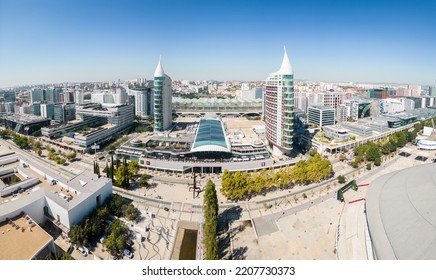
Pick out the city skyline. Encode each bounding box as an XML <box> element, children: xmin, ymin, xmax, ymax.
<box><xmin>1</xmin><ymin>0</ymin><xmax>435</xmax><ymax>88</ymax></box>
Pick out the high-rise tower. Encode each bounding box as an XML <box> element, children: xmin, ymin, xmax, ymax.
<box><xmin>153</xmin><ymin>57</ymin><xmax>173</xmax><ymax>132</ymax></box>
<box><xmin>265</xmin><ymin>47</ymin><xmax>294</xmax><ymax>156</ymax></box>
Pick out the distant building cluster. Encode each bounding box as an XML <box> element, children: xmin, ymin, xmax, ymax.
<box><xmin>0</xmin><ymin>48</ymin><xmax>435</xmax><ymax>159</ymax></box>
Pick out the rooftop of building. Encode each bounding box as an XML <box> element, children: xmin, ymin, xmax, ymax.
<box><xmin>192</xmin><ymin>116</ymin><xmax>230</xmax><ymax>152</ymax></box>
<box><xmin>341</xmin><ymin>122</ymin><xmax>372</xmax><ymax>130</ymax></box>
<box><xmin>357</xmin><ymin>119</ymin><xmax>388</xmax><ymax>127</ymax></box>
<box><xmin>269</xmin><ymin>47</ymin><xmax>293</xmax><ymax>76</ymax></box>
<box><xmin>366</xmin><ymin>163</ymin><xmax>436</xmax><ymax>259</ymax></box>
<box><xmin>0</xmin><ymin>151</ymin><xmax>110</xmax><ymax>210</ymax></box>
<box><xmin>308</xmin><ymin>106</ymin><xmax>335</xmax><ymax>110</ymax></box>
<box><xmin>154</xmin><ymin>57</ymin><xmax>165</xmax><ymax>77</ymax></box>
<box><xmin>323</xmin><ymin>125</ymin><xmax>349</xmax><ymax>133</ymax></box>
<box><xmin>75</xmin><ymin>123</ymin><xmax>116</xmax><ymax>137</ymax></box>
<box><xmin>0</xmin><ymin>213</ymin><xmax>52</xmax><ymax>260</ymax></box>
<box><xmin>0</xmin><ymin>114</ymin><xmax>49</xmax><ymax>124</ymax></box>
<box><xmin>41</xmin><ymin>119</ymin><xmax>84</xmax><ymax>130</ymax></box>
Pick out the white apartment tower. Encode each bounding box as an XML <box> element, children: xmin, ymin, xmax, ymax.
<box><xmin>128</xmin><ymin>87</ymin><xmax>154</xmax><ymax>118</ymax></box>
<box><xmin>265</xmin><ymin>47</ymin><xmax>294</xmax><ymax>156</ymax></box>
<box><xmin>75</xmin><ymin>90</ymin><xmax>84</xmax><ymax>105</ymax></box>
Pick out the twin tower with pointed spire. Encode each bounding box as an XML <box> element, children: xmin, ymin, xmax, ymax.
<box><xmin>265</xmin><ymin>47</ymin><xmax>295</xmax><ymax>156</ymax></box>
<box><xmin>151</xmin><ymin>48</ymin><xmax>293</xmax><ymax>145</ymax></box>
<box><xmin>153</xmin><ymin>57</ymin><xmax>173</xmax><ymax>132</ymax></box>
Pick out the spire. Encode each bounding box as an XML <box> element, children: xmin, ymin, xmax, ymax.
<box><xmin>278</xmin><ymin>46</ymin><xmax>293</xmax><ymax>74</ymax></box>
<box><xmin>154</xmin><ymin>55</ymin><xmax>165</xmax><ymax>77</ymax></box>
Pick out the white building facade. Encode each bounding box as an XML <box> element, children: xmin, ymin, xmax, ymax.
<box><xmin>265</xmin><ymin>48</ymin><xmax>294</xmax><ymax>156</ymax></box>
<box><xmin>128</xmin><ymin>87</ymin><xmax>154</xmax><ymax>118</ymax></box>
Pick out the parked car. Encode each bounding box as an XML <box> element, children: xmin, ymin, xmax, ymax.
<box><xmin>123</xmin><ymin>248</ymin><xmax>133</xmax><ymax>259</ymax></box>
<box><xmin>85</xmin><ymin>245</ymin><xmax>93</xmax><ymax>254</ymax></box>
<box><xmin>78</xmin><ymin>247</ymin><xmax>88</xmax><ymax>257</ymax></box>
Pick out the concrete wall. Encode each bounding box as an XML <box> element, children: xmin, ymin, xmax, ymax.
<box><xmin>44</xmin><ymin>195</ymin><xmax>70</xmax><ymax>228</ymax></box>
<box><xmin>0</xmin><ymin>192</ymin><xmax>46</xmax><ymax>225</ymax></box>
<box><xmin>0</xmin><ymin>167</ymin><xmax>15</xmax><ymax>176</ymax></box>
<box><xmin>0</xmin><ymin>156</ymin><xmax>18</xmax><ymax>166</ymax></box>
<box><xmin>68</xmin><ymin>181</ymin><xmax>112</xmax><ymax>227</ymax></box>
<box><xmin>1</xmin><ymin>177</ymin><xmax>39</xmax><ymax>197</ymax></box>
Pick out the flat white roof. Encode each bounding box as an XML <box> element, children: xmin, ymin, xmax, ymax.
<box><xmin>366</xmin><ymin>163</ymin><xmax>436</xmax><ymax>259</ymax></box>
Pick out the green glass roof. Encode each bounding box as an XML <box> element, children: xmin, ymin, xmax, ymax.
<box><xmin>193</xmin><ymin>119</ymin><xmax>228</xmax><ymax>149</ymax></box>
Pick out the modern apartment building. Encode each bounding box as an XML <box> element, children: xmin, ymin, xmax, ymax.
<box><xmin>91</xmin><ymin>88</ymin><xmax>127</xmax><ymax>105</ymax></box>
<box><xmin>264</xmin><ymin>48</ymin><xmax>294</xmax><ymax>156</ymax></box>
<box><xmin>45</xmin><ymin>87</ymin><xmax>62</xmax><ymax>103</ymax></box>
<box><xmin>54</xmin><ymin>103</ymin><xmax>76</xmax><ymax>123</ymax></box>
<box><xmin>30</xmin><ymin>89</ymin><xmax>45</xmax><ymax>103</ymax></box>
<box><xmin>74</xmin><ymin>104</ymin><xmax>134</xmax><ymax>149</ymax></box>
<box><xmin>2</xmin><ymin>91</ymin><xmax>16</xmax><ymax>103</ymax></box>
<box><xmin>307</xmin><ymin>106</ymin><xmax>335</xmax><ymax>127</ymax></box>
<box><xmin>128</xmin><ymin>87</ymin><xmax>154</xmax><ymax>119</ymax></box>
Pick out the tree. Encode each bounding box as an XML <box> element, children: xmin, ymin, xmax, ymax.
<box><xmin>393</xmin><ymin>132</ymin><xmax>407</xmax><ymax>148</ymax></box>
<box><xmin>139</xmin><ymin>174</ymin><xmax>150</xmax><ymax>188</ymax></box>
<box><xmin>94</xmin><ymin>161</ymin><xmax>100</xmax><ymax>176</ymax></box>
<box><xmin>104</xmin><ymin>162</ymin><xmax>110</xmax><ymax>178</ymax></box>
<box><xmin>388</xmin><ymin>139</ymin><xmax>397</xmax><ymax>153</ymax></box>
<box><xmin>45</xmin><ymin>252</ymin><xmax>75</xmax><ymax>260</ymax></box>
<box><xmin>0</xmin><ymin>129</ymin><xmax>9</xmax><ymax>138</ymax></box>
<box><xmin>123</xmin><ymin>158</ymin><xmax>129</xmax><ymax>188</ymax></box>
<box><xmin>32</xmin><ymin>140</ymin><xmax>42</xmax><ymax>150</ymax></box>
<box><xmin>69</xmin><ymin>224</ymin><xmax>88</xmax><ymax>246</ymax></box>
<box><xmin>110</xmin><ymin>153</ymin><xmax>115</xmax><ymax>181</ymax></box>
<box><xmin>339</xmin><ymin>154</ymin><xmax>346</xmax><ymax>161</ymax></box>
<box><xmin>106</xmin><ymin>194</ymin><xmax>125</xmax><ymax>217</ymax></box>
<box><xmin>291</xmin><ymin>160</ymin><xmax>308</xmax><ymax>185</ymax></box>
<box><xmin>308</xmin><ymin>148</ymin><xmax>318</xmax><ymax>157</ymax></box>
<box><xmin>406</xmin><ymin>131</ymin><xmax>416</xmax><ymax>143</ymax></box>
<box><xmin>381</xmin><ymin>143</ymin><xmax>390</xmax><ymax>155</ymax></box>
<box><xmin>122</xmin><ymin>204</ymin><xmax>140</xmax><ymax>221</ymax></box>
<box><xmin>37</xmin><ymin>149</ymin><xmax>42</xmax><ymax>156</ymax></box>
<box><xmin>366</xmin><ymin>163</ymin><xmax>372</xmax><ymax>170</ymax></box>
<box><xmin>66</xmin><ymin>152</ymin><xmax>77</xmax><ymax>161</ymax></box>
<box><xmin>13</xmin><ymin>135</ymin><xmax>29</xmax><ymax>149</ymax></box>
<box><xmin>115</xmin><ymin>165</ymin><xmax>128</xmax><ymax>188</ymax></box>
<box><xmin>103</xmin><ymin>219</ymin><xmax>128</xmax><ymax>257</ymax></box>
<box><xmin>353</xmin><ymin>144</ymin><xmax>368</xmax><ymax>158</ymax></box>
<box><xmin>374</xmin><ymin>157</ymin><xmax>381</xmax><ymax>166</ymax></box>
<box><xmin>127</xmin><ymin>160</ymin><xmax>139</xmax><ymax>179</ymax></box>
<box><xmin>337</xmin><ymin>175</ymin><xmax>346</xmax><ymax>184</ymax></box>
<box><xmin>365</xmin><ymin>144</ymin><xmax>380</xmax><ymax>162</ymax></box>
<box><xmin>203</xmin><ymin>180</ymin><xmax>219</xmax><ymax>260</ymax></box>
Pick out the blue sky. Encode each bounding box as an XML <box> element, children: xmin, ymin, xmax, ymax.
<box><xmin>0</xmin><ymin>0</ymin><xmax>435</xmax><ymax>87</ymax></box>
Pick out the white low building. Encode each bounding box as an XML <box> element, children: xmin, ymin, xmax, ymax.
<box><xmin>0</xmin><ymin>152</ymin><xmax>112</xmax><ymax>231</ymax></box>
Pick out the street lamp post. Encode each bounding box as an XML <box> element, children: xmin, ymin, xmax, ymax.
<box><xmin>276</xmin><ymin>211</ymin><xmax>285</xmax><ymax>222</ymax></box>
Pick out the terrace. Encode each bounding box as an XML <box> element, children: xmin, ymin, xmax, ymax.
<box><xmin>0</xmin><ymin>213</ymin><xmax>53</xmax><ymax>260</ymax></box>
